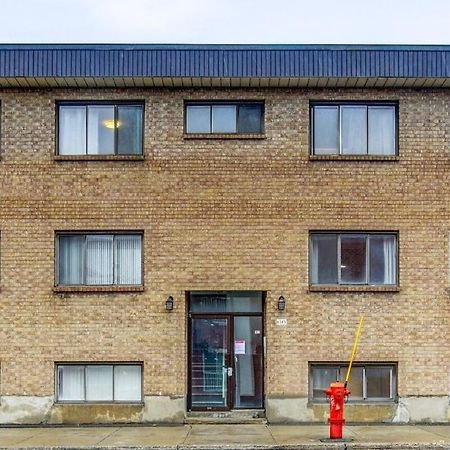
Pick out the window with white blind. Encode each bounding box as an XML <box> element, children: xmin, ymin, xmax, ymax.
<box><xmin>57</xmin><ymin>102</ymin><xmax>144</xmax><ymax>156</ymax></box>
<box><xmin>311</xmin><ymin>102</ymin><xmax>398</xmax><ymax>156</ymax></box>
<box><xmin>310</xmin><ymin>232</ymin><xmax>398</xmax><ymax>286</ymax></box>
<box><xmin>56</xmin><ymin>233</ymin><xmax>143</xmax><ymax>286</ymax></box>
<box><xmin>56</xmin><ymin>364</ymin><xmax>142</xmax><ymax>402</ymax></box>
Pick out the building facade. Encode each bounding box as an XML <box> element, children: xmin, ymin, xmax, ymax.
<box><xmin>0</xmin><ymin>44</ymin><xmax>449</xmax><ymax>424</ymax></box>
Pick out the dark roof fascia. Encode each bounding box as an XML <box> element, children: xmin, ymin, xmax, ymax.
<box><xmin>0</xmin><ymin>44</ymin><xmax>449</xmax><ymax>85</ymax></box>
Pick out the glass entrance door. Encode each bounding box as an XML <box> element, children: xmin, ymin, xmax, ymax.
<box><xmin>233</xmin><ymin>316</ymin><xmax>264</xmax><ymax>408</ymax></box>
<box><xmin>190</xmin><ymin>317</ymin><xmax>229</xmax><ymax>409</ymax></box>
<box><xmin>188</xmin><ymin>291</ymin><xmax>264</xmax><ymax>411</ymax></box>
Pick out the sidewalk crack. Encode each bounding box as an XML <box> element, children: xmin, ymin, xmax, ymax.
<box><xmin>95</xmin><ymin>426</ymin><xmax>122</xmax><ymax>446</ymax></box>
<box><xmin>266</xmin><ymin>424</ymin><xmax>277</xmax><ymax>445</ymax></box>
<box><xmin>4</xmin><ymin>428</ymin><xmax>49</xmax><ymax>447</ymax></box>
<box><xmin>179</xmin><ymin>424</ymin><xmax>192</xmax><ymax>447</ymax></box>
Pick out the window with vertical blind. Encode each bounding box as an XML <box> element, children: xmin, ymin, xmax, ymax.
<box><xmin>309</xmin><ymin>363</ymin><xmax>396</xmax><ymax>402</ymax></box>
<box><xmin>56</xmin><ymin>233</ymin><xmax>143</xmax><ymax>286</ymax></box>
<box><xmin>311</xmin><ymin>102</ymin><xmax>398</xmax><ymax>156</ymax></box>
<box><xmin>309</xmin><ymin>232</ymin><xmax>398</xmax><ymax>286</ymax></box>
<box><xmin>56</xmin><ymin>363</ymin><xmax>143</xmax><ymax>402</ymax></box>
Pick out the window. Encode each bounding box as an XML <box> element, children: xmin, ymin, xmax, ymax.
<box><xmin>56</xmin><ymin>233</ymin><xmax>142</xmax><ymax>286</ymax></box>
<box><xmin>56</xmin><ymin>364</ymin><xmax>142</xmax><ymax>402</ymax></box>
<box><xmin>185</xmin><ymin>102</ymin><xmax>264</xmax><ymax>134</ymax></box>
<box><xmin>310</xmin><ymin>232</ymin><xmax>397</xmax><ymax>285</ymax></box>
<box><xmin>58</xmin><ymin>102</ymin><xmax>143</xmax><ymax>155</ymax></box>
<box><xmin>311</xmin><ymin>102</ymin><xmax>397</xmax><ymax>156</ymax></box>
<box><xmin>310</xmin><ymin>363</ymin><xmax>396</xmax><ymax>402</ymax></box>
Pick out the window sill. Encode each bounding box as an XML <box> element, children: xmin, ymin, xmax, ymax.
<box><xmin>183</xmin><ymin>133</ymin><xmax>266</xmax><ymax>140</ymax></box>
<box><xmin>54</xmin><ymin>285</ymin><xmax>145</xmax><ymax>293</ymax></box>
<box><xmin>309</xmin><ymin>155</ymin><xmax>399</xmax><ymax>162</ymax></box>
<box><xmin>54</xmin><ymin>155</ymin><xmax>145</xmax><ymax>161</ymax></box>
<box><xmin>309</xmin><ymin>400</ymin><xmax>396</xmax><ymax>406</ymax></box>
<box><xmin>309</xmin><ymin>285</ymin><xmax>400</xmax><ymax>293</ymax></box>
<box><xmin>54</xmin><ymin>401</ymin><xmax>144</xmax><ymax>406</ymax></box>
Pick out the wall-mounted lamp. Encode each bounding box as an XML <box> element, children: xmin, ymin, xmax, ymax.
<box><xmin>165</xmin><ymin>296</ymin><xmax>174</xmax><ymax>311</ymax></box>
<box><xmin>277</xmin><ymin>295</ymin><xmax>286</xmax><ymax>311</ymax></box>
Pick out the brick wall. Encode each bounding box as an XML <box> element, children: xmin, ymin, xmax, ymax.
<box><xmin>0</xmin><ymin>87</ymin><xmax>449</xmax><ymax>408</ymax></box>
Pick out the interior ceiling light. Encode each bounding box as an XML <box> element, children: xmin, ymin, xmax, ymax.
<box><xmin>102</xmin><ymin>119</ymin><xmax>121</xmax><ymax>129</ymax></box>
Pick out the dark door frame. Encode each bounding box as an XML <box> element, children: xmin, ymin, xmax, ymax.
<box><xmin>188</xmin><ymin>314</ymin><xmax>232</xmax><ymax>411</ymax></box>
<box><xmin>187</xmin><ymin>292</ymin><xmax>265</xmax><ymax>412</ymax></box>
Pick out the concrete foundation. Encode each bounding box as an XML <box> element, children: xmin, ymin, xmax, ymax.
<box><xmin>266</xmin><ymin>396</ymin><xmax>450</xmax><ymax>424</ymax></box>
<box><xmin>0</xmin><ymin>396</ymin><xmax>53</xmax><ymax>424</ymax></box>
<box><xmin>0</xmin><ymin>395</ymin><xmax>449</xmax><ymax>424</ymax></box>
<box><xmin>142</xmin><ymin>395</ymin><xmax>185</xmax><ymax>423</ymax></box>
<box><xmin>0</xmin><ymin>395</ymin><xmax>185</xmax><ymax>425</ymax></box>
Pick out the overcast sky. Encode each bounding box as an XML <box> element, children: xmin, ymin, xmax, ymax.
<box><xmin>1</xmin><ymin>0</ymin><xmax>450</xmax><ymax>45</ymax></box>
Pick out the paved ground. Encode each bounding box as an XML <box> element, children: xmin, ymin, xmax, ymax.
<box><xmin>1</xmin><ymin>424</ymin><xmax>450</xmax><ymax>449</ymax></box>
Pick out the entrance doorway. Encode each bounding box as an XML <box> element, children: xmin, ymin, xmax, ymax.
<box><xmin>188</xmin><ymin>291</ymin><xmax>264</xmax><ymax>411</ymax></box>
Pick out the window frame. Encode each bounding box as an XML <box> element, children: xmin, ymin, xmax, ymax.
<box><xmin>184</xmin><ymin>100</ymin><xmax>265</xmax><ymax>135</ymax></box>
<box><xmin>309</xmin><ymin>231</ymin><xmax>399</xmax><ymax>287</ymax></box>
<box><xmin>55</xmin><ymin>362</ymin><xmax>144</xmax><ymax>404</ymax></box>
<box><xmin>56</xmin><ymin>100</ymin><xmax>145</xmax><ymax>157</ymax></box>
<box><xmin>310</xmin><ymin>101</ymin><xmax>399</xmax><ymax>157</ymax></box>
<box><xmin>55</xmin><ymin>231</ymin><xmax>144</xmax><ymax>287</ymax></box>
<box><xmin>309</xmin><ymin>362</ymin><xmax>397</xmax><ymax>403</ymax></box>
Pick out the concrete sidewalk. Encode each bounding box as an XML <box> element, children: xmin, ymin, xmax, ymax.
<box><xmin>1</xmin><ymin>424</ymin><xmax>450</xmax><ymax>449</ymax></box>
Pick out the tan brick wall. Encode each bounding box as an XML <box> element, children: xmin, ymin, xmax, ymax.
<box><xmin>0</xmin><ymin>87</ymin><xmax>449</xmax><ymax>405</ymax></box>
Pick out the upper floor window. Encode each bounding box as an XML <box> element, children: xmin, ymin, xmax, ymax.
<box><xmin>310</xmin><ymin>363</ymin><xmax>396</xmax><ymax>402</ymax></box>
<box><xmin>311</xmin><ymin>102</ymin><xmax>397</xmax><ymax>156</ymax></box>
<box><xmin>57</xmin><ymin>102</ymin><xmax>144</xmax><ymax>156</ymax></box>
<box><xmin>57</xmin><ymin>363</ymin><xmax>142</xmax><ymax>402</ymax></box>
<box><xmin>310</xmin><ymin>232</ymin><xmax>397</xmax><ymax>286</ymax></box>
<box><xmin>185</xmin><ymin>102</ymin><xmax>264</xmax><ymax>134</ymax></box>
<box><xmin>56</xmin><ymin>233</ymin><xmax>143</xmax><ymax>286</ymax></box>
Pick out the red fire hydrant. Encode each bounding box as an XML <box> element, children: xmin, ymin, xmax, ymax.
<box><xmin>325</xmin><ymin>382</ymin><xmax>350</xmax><ymax>439</ymax></box>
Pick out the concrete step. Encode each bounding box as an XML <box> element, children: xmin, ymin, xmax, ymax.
<box><xmin>185</xmin><ymin>409</ymin><xmax>267</xmax><ymax>424</ymax></box>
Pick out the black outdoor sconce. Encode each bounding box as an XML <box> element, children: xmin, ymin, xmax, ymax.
<box><xmin>277</xmin><ymin>295</ymin><xmax>286</xmax><ymax>311</ymax></box>
<box><xmin>165</xmin><ymin>296</ymin><xmax>174</xmax><ymax>311</ymax></box>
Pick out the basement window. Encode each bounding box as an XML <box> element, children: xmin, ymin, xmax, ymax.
<box><xmin>57</xmin><ymin>102</ymin><xmax>144</xmax><ymax>156</ymax></box>
<box><xmin>309</xmin><ymin>363</ymin><xmax>396</xmax><ymax>402</ymax></box>
<box><xmin>56</xmin><ymin>363</ymin><xmax>142</xmax><ymax>403</ymax></box>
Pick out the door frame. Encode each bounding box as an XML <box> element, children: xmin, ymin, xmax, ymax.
<box><xmin>188</xmin><ymin>314</ymin><xmax>232</xmax><ymax>411</ymax></box>
<box><xmin>187</xmin><ymin>292</ymin><xmax>265</xmax><ymax>412</ymax></box>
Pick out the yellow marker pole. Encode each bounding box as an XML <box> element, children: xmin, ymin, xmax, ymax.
<box><xmin>344</xmin><ymin>315</ymin><xmax>364</xmax><ymax>387</ymax></box>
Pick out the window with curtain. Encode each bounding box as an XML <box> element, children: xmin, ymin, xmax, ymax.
<box><xmin>311</xmin><ymin>103</ymin><xmax>397</xmax><ymax>156</ymax></box>
<box><xmin>310</xmin><ymin>232</ymin><xmax>397</xmax><ymax>285</ymax></box>
<box><xmin>57</xmin><ymin>364</ymin><xmax>142</xmax><ymax>402</ymax></box>
<box><xmin>185</xmin><ymin>102</ymin><xmax>264</xmax><ymax>134</ymax></box>
<box><xmin>57</xmin><ymin>233</ymin><xmax>142</xmax><ymax>286</ymax></box>
<box><xmin>310</xmin><ymin>363</ymin><xmax>396</xmax><ymax>402</ymax></box>
<box><xmin>58</xmin><ymin>103</ymin><xmax>143</xmax><ymax>155</ymax></box>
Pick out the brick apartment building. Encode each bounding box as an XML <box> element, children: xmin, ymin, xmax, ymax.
<box><xmin>0</xmin><ymin>44</ymin><xmax>449</xmax><ymax>424</ymax></box>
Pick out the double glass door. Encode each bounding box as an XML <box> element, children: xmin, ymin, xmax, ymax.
<box><xmin>188</xmin><ymin>292</ymin><xmax>264</xmax><ymax>411</ymax></box>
